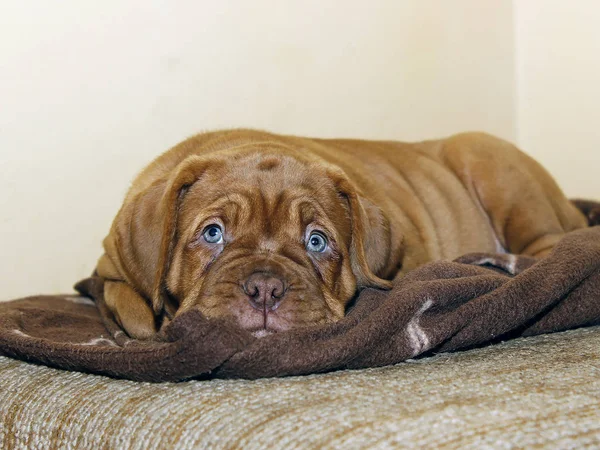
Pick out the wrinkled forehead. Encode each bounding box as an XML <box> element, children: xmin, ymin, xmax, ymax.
<box><xmin>178</xmin><ymin>151</ymin><xmax>349</xmax><ymax>234</ymax></box>
<box><xmin>223</xmin><ymin>151</ymin><xmax>325</xmax><ymax>191</ymax></box>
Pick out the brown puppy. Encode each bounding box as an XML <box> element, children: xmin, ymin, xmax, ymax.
<box><xmin>97</xmin><ymin>130</ymin><xmax>587</xmax><ymax>339</ymax></box>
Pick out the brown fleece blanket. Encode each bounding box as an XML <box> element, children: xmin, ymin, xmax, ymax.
<box><xmin>1</xmin><ymin>203</ymin><xmax>600</xmax><ymax>382</ymax></box>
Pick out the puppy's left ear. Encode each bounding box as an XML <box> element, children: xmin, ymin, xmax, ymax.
<box><xmin>326</xmin><ymin>166</ymin><xmax>394</xmax><ymax>290</ymax></box>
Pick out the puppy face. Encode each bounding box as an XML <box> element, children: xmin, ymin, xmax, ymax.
<box><xmin>104</xmin><ymin>144</ymin><xmax>392</xmax><ymax>337</ymax></box>
<box><xmin>166</xmin><ymin>151</ymin><xmax>359</xmax><ymax>334</ymax></box>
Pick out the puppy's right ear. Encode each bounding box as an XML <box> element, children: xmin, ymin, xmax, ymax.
<box><xmin>98</xmin><ymin>156</ymin><xmax>216</xmax><ymax>339</ymax></box>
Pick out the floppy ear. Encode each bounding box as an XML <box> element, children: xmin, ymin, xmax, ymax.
<box><xmin>100</xmin><ymin>156</ymin><xmax>214</xmax><ymax>337</ymax></box>
<box><xmin>149</xmin><ymin>156</ymin><xmax>216</xmax><ymax>313</ymax></box>
<box><xmin>325</xmin><ymin>167</ymin><xmax>393</xmax><ymax>290</ymax></box>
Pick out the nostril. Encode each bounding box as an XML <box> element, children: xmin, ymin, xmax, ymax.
<box><xmin>271</xmin><ymin>282</ymin><xmax>284</xmax><ymax>299</ymax></box>
<box><xmin>243</xmin><ymin>280</ymin><xmax>259</xmax><ymax>297</ymax></box>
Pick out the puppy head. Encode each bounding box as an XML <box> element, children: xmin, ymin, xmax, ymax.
<box><xmin>105</xmin><ymin>145</ymin><xmax>392</xmax><ymax>337</ymax></box>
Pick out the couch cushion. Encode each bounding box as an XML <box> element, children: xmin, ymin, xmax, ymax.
<box><xmin>1</xmin><ymin>326</ymin><xmax>600</xmax><ymax>449</ymax></box>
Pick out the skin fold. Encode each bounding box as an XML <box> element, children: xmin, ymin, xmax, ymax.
<box><xmin>96</xmin><ymin>129</ymin><xmax>587</xmax><ymax>339</ymax></box>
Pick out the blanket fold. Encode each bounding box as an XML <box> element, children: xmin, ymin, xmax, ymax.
<box><xmin>1</xmin><ymin>209</ymin><xmax>600</xmax><ymax>381</ymax></box>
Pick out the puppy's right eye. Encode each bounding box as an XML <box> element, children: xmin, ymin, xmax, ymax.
<box><xmin>202</xmin><ymin>224</ymin><xmax>224</xmax><ymax>244</ymax></box>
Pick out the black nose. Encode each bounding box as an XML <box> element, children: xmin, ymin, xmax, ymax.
<box><xmin>243</xmin><ymin>272</ymin><xmax>286</xmax><ymax>311</ymax></box>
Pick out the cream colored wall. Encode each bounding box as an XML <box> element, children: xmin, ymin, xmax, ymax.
<box><xmin>515</xmin><ymin>0</ymin><xmax>600</xmax><ymax>197</ymax></box>
<box><xmin>1</xmin><ymin>1</ymin><xmax>517</xmax><ymax>300</ymax></box>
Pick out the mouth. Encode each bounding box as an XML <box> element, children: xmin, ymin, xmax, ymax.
<box><xmin>246</xmin><ymin>318</ymin><xmax>290</xmax><ymax>338</ymax></box>
<box><xmin>241</xmin><ymin>310</ymin><xmax>296</xmax><ymax>338</ymax></box>
<box><xmin>250</xmin><ymin>328</ymin><xmax>276</xmax><ymax>338</ymax></box>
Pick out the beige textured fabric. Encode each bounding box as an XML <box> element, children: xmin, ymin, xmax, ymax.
<box><xmin>1</xmin><ymin>327</ymin><xmax>600</xmax><ymax>449</ymax></box>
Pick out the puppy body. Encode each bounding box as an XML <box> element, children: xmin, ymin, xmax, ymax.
<box><xmin>98</xmin><ymin>130</ymin><xmax>586</xmax><ymax>338</ymax></box>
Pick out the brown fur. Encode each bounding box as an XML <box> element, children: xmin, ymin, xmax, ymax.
<box><xmin>97</xmin><ymin>130</ymin><xmax>587</xmax><ymax>339</ymax></box>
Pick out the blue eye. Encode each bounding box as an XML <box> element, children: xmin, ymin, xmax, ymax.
<box><xmin>203</xmin><ymin>224</ymin><xmax>224</xmax><ymax>244</ymax></box>
<box><xmin>306</xmin><ymin>231</ymin><xmax>328</xmax><ymax>253</ymax></box>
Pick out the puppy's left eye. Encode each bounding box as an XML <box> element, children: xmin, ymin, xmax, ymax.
<box><xmin>306</xmin><ymin>231</ymin><xmax>328</xmax><ymax>253</ymax></box>
<box><xmin>203</xmin><ymin>224</ymin><xmax>224</xmax><ymax>244</ymax></box>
